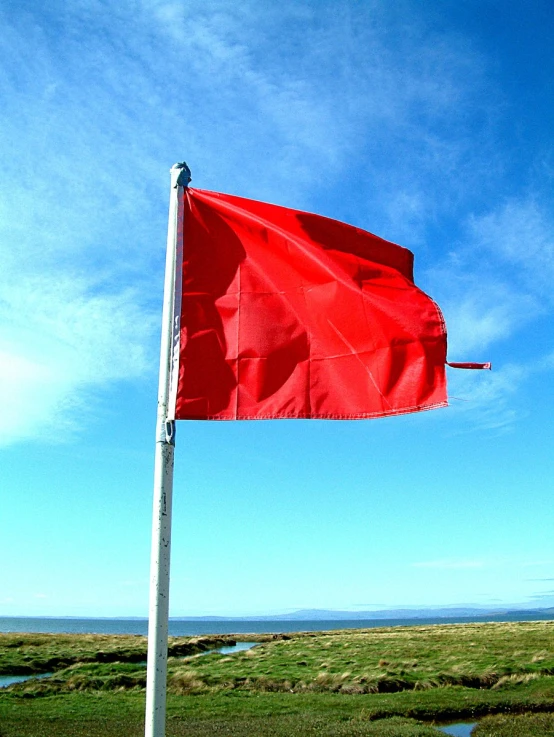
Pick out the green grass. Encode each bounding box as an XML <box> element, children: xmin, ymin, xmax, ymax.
<box><xmin>0</xmin><ymin>692</ymin><xmax>446</xmax><ymax>736</ymax></box>
<box><xmin>2</xmin><ymin>622</ymin><xmax>554</xmax><ymax>736</ymax></box>
<box><xmin>0</xmin><ymin>633</ymin><xmax>241</xmax><ymax>675</ymax></box>
<box><xmin>162</xmin><ymin>621</ymin><xmax>554</xmax><ymax>694</ymax></box>
<box><xmin>474</xmin><ymin>712</ymin><xmax>554</xmax><ymax>736</ymax></box>
<box><xmin>3</xmin><ymin>687</ymin><xmax>554</xmax><ymax>737</ymax></box>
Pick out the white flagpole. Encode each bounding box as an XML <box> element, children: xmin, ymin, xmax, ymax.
<box><xmin>145</xmin><ymin>163</ymin><xmax>190</xmax><ymax>737</ymax></box>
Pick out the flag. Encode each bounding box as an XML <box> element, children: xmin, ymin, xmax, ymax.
<box><xmin>168</xmin><ymin>188</ymin><xmax>467</xmax><ymax>420</ymax></box>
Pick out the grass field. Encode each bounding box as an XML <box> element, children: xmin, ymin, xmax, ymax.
<box><xmin>2</xmin><ymin>622</ymin><xmax>554</xmax><ymax>736</ymax></box>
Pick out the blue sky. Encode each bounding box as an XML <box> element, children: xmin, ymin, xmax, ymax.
<box><xmin>1</xmin><ymin>0</ymin><xmax>553</xmax><ymax>618</ymax></box>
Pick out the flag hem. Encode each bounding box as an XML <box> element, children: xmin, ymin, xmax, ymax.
<box><xmin>176</xmin><ymin>400</ymin><xmax>448</xmax><ymax>421</ymax></box>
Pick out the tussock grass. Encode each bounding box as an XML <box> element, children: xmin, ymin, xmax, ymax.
<box><xmin>160</xmin><ymin>621</ymin><xmax>554</xmax><ymax>695</ymax></box>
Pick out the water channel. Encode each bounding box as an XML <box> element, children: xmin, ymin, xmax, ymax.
<box><xmin>0</xmin><ymin>642</ymin><xmax>258</xmax><ymax>690</ymax></box>
<box><xmin>212</xmin><ymin>641</ymin><xmax>259</xmax><ymax>655</ymax></box>
<box><xmin>436</xmin><ymin>722</ymin><xmax>477</xmax><ymax>736</ymax></box>
<box><xmin>0</xmin><ymin>673</ymin><xmax>53</xmax><ymax>689</ymax></box>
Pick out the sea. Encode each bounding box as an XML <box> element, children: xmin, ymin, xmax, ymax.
<box><xmin>1</xmin><ymin>611</ymin><xmax>552</xmax><ymax>636</ymax></box>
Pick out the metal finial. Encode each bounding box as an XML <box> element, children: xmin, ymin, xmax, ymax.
<box><xmin>173</xmin><ymin>162</ymin><xmax>192</xmax><ymax>188</ymax></box>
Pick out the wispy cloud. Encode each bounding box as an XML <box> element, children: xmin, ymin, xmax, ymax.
<box><xmin>0</xmin><ymin>0</ymin><xmax>549</xmax><ymax>444</ymax></box>
<box><xmin>528</xmin><ymin>592</ymin><xmax>554</xmax><ymax>602</ymax></box>
<box><xmin>468</xmin><ymin>199</ymin><xmax>554</xmax><ymax>295</ymax></box>
<box><xmin>444</xmin><ymin>341</ymin><xmax>554</xmax><ymax>433</ymax></box>
<box><xmin>411</xmin><ymin>560</ymin><xmax>484</xmax><ymax>570</ymax></box>
<box><xmin>445</xmin><ymin>363</ymin><xmax>526</xmax><ymax>432</ymax></box>
<box><xmin>428</xmin><ymin>197</ymin><xmax>554</xmax><ymax>360</ymax></box>
<box><xmin>422</xmin><ymin>192</ymin><xmax>554</xmax><ymax>431</ymax></box>
<box><xmin>0</xmin><ymin>270</ymin><xmax>155</xmax><ymax>444</ymax></box>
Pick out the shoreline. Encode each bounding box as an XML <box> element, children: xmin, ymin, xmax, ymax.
<box><xmin>2</xmin><ymin>610</ymin><xmax>553</xmax><ymax>637</ymax></box>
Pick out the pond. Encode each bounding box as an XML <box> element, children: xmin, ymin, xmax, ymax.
<box><xmin>437</xmin><ymin>722</ymin><xmax>478</xmax><ymax>736</ymax></box>
<box><xmin>215</xmin><ymin>641</ymin><xmax>259</xmax><ymax>655</ymax></box>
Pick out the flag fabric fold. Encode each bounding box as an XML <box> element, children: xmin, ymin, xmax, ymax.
<box><xmin>170</xmin><ymin>188</ymin><xmax>451</xmax><ymax>421</ymax></box>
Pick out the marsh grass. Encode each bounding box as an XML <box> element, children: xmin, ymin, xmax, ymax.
<box><xmin>164</xmin><ymin>621</ymin><xmax>554</xmax><ymax>695</ymax></box>
<box><xmin>2</xmin><ymin>622</ymin><xmax>554</xmax><ymax>735</ymax></box>
<box><xmin>3</xmin><ymin>688</ymin><xmax>554</xmax><ymax>737</ymax></box>
<box><xmin>473</xmin><ymin>712</ymin><xmax>554</xmax><ymax>735</ymax></box>
<box><xmin>0</xmin><ymin>633</ymin><xmax>239</xmax><ymax>676</ymax></box>
<box><xmin>3</xmin><ymin>622</ymin><xmax>554</xmax><ymax>697</ymax></box>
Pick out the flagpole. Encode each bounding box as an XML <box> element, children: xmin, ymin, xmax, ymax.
<box><xmin>145</xmin><ymin>163</ymin><xmax>190</xmax><ymax>737</ymax></box>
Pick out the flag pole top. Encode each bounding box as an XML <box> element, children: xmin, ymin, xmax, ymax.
<box><xmin>172</xmin><ymin>162</ymin><xmax>191</xmax><ymax>189</ymax></box>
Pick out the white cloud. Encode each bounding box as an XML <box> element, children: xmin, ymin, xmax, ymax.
<box><xmin>0</xmin><ymin>271</ymin><xmax>155</xmax><ymax>445</ymax></box>
<box><xmin>441</xmin><ymin>281</ymin><xmax>539</xmax><ymax>357</ymax></box>
<box><xmin>427</xmin><ymin>198</ymin><xmax>553</xmax><ymax>359</ymax></box>
<box><xmin>422</xmin><ymin>193</ymin><xmax>554</xmax><ymax>431</ymax></box>
<box><xmin>469</xmin><ymin>199</ymin><xmax>554</xmax><ymax>293</ymax></box>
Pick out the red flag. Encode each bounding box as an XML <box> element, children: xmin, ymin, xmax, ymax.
<box><xmin>170</xmin><ymin>188</ymin><xmax>449</xmax><ymax>420</ymax></box>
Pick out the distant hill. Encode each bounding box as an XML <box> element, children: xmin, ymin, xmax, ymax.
<box><xmin>170</xmin><ymin>606</ymin><xmax>554</xmax><ymax>622</ymax></box>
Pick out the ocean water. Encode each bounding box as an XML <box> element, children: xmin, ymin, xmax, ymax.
<box><xmin>0</xmin><ymin>611</ymin><xmax>552</xmax><ymax>636</ymax></box>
